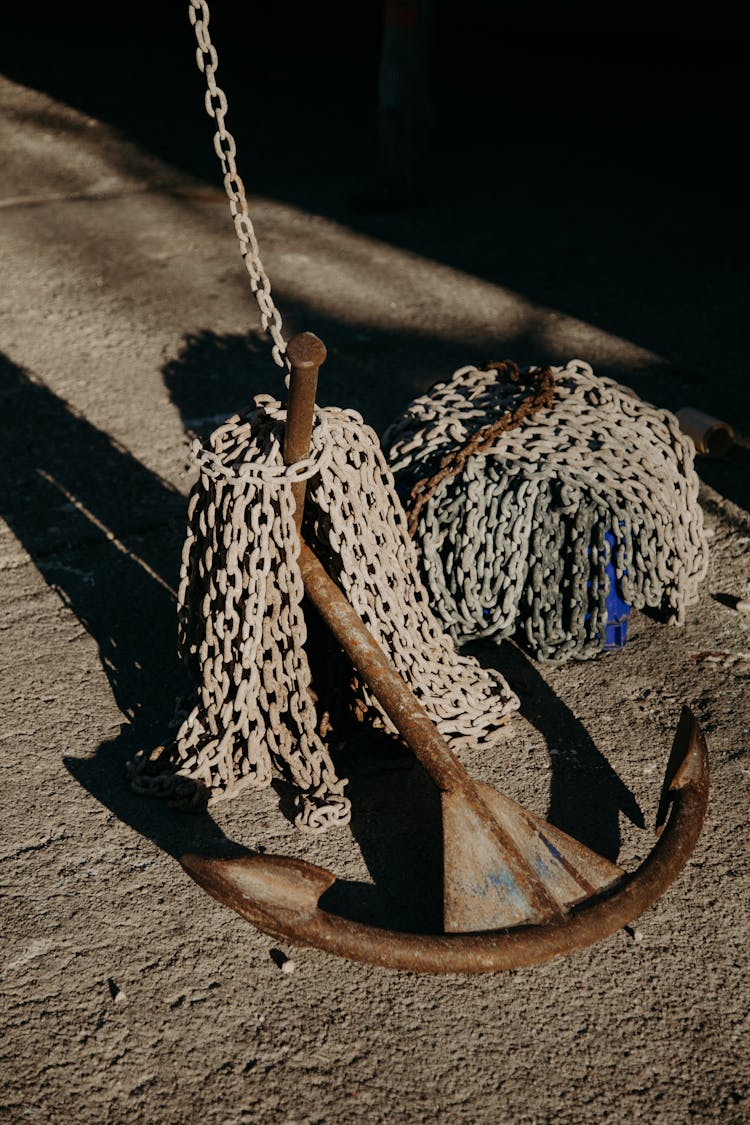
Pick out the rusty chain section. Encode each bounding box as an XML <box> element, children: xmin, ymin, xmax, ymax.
<box><xmin>405</xmin><ymin>361</ymin><xmax>555</xmax><ymax>538</ymax></box>
<box><xmin>385</xmin><ymin>360</ymin><xmax>709</xmax><ymax>662</ymax></box>
<box><xmin>188</xmin><ymin>0</ymin><xmax>289</xmax><ymax>373</ymax></box>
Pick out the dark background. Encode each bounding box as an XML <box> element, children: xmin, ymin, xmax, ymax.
<box><xmin>2</xmin><ymin>4</ymin><xmax>748</xmax><ymax>469</ymax></box>
<box><xmin>3</xmin><ymin>5</ymin><xmax>744</xmax><ymax>201</ymax></box>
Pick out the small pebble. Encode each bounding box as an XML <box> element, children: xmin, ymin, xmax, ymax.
<box><xmin>281</xmin><ymin>959</ymin><xmax>296</xmax><ymax>974</ymax></box>
<box><xmin>633</xmin><ymin>929</ymin><xmax>644</xmax><ymax>943</ymax></box>
<box><xmin>107</xmin><ymin>977</ymin><xmax>127</xmax><ymax>1003</ymax></box>
<box><xmin>736</xmin><ymin>599</ymin><xmax>750</xmax><ymax>615</ymax></box>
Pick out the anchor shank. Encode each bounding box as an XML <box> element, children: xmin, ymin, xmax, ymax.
<box><xmin>286</xmin><ymin>347</ymin><xmax>575</xmax><ymax>926</ymax></box>
<box><xmin>282</xmin><ymin>336</ymin><xmax>466</xmax><ymax>795</ymax></box>
<box><xmin>283</xmin><ymin>332</ymin><xmax>327</xmax><ymax>532</ymax></box>
<box><xmin>297</xmin><ymin>541</ymin><xmax>470</xmax><ymax>796</ymax></box>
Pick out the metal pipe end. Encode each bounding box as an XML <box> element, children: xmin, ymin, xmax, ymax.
<box><xmin>286</xmin><ymin>332</ymin><xmax>327</xmax><ymax>370</ymax></box>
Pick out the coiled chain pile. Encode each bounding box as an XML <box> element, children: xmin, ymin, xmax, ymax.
<box><xmin>131</xmin><ymin>397</ymin><xmax>519</xmax><ymax>830</ymax></box>
<box><xmin>384</xmin><ymin>360</ymin><xmax>709</xmax><ymax>663</ymax></box>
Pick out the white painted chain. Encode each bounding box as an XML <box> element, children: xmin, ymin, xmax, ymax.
<box><xmin>191</xmin><ymin>409</ymin><xmax>333</xmax><ymax>484</ymax></box>
<box><xmin>384</xmin><ymin>361</ymin><xmax>709</xmax><ymax>663</ymax></box>
<box><xmin>129</xmin><ymin>398</ymin><xmax>519</xmax><ymax>829</ymax></box>
<box><xmin>188</xmin><ymin>0</ymin><xmax>289</xmax><ymax>374</ymax></box>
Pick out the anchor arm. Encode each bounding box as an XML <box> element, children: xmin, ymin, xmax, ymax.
<box><xmin>180</xmin><ymin>703</ymin><xmax>709</xmax><ymax>971</ymax></box>
<box><xmin>179</xmin><ymin>706</ymin><xmax>710</xmax><ymax>972</ymax></box>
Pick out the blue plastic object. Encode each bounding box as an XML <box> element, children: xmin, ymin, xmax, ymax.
<box><xmin>602</xmin><ymin>530</ymin><xmax>631</xmax><ymax>650</ymax></box>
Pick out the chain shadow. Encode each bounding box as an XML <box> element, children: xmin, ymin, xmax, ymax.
<box><xmin>0</xmin><ymin>352</ymin><xmax>241</xmax><ymax>860</ymax></box>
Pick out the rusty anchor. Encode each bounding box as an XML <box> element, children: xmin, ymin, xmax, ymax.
<box><xmin>180</xmin><ymin>333</ymin><xmax>709</xmax><ymax>973</ymax></box>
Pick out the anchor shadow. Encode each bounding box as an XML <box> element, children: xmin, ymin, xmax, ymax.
<box><xmin>464</xmin><ymin>639</ymin><xmax>645</xmax><ymax>861</ymax></box>
<box><xmin>272</xmin><ymin>739</ymin><xmax>444</xmax><ymax>934</ymax></box>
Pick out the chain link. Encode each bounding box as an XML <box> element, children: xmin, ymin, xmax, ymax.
<box><xmin>188</xmin><ymin>0</ymin><xmax>289</xmax><ymax>373</ymax></box>
<box><xmin>384</xmin><ymin>360</ymin><xmax>709</xmax><ymax>663</ymax></box>
<box><xmin>405</xmin><ymin>361</ymin><xmax>555</xmax><ymax>538</ymax></box>
<box><xmin>129</xmin><ymin>400</ymin><xmax>519</xmax><ymax>828</ymax></box>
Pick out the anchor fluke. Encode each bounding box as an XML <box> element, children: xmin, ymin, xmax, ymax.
<box><xmin>180</xmin><ymin>852</ymin><xmax>336</xmax><ymax>931</ymax></box>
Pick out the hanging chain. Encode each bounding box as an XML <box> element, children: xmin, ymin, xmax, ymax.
<box><xmin>188</xmin><ymin>0</ymin><xmax>289</xmax><ymax>373</ymax></box>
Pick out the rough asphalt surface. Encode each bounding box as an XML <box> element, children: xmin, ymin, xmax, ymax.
<box><xmin>1</xmin><ymin>14</ymin><xmax>748</xmax><ymax>1125</ymax></box>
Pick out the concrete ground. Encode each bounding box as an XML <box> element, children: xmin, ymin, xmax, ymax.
<box><xmin>1</xmin><ymin>14</ymin><xmax>748</xmax><ymax>1125</ymax></box>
